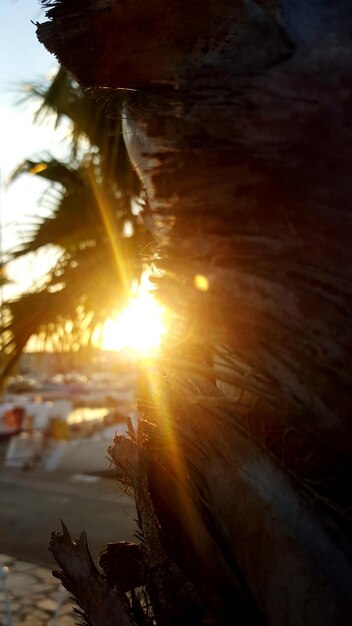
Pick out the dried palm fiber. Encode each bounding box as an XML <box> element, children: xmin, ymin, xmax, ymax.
<box><xmin>38</xmin><ymin>1</ymin><xmax>352</xmax><ymax>624</ymax></box>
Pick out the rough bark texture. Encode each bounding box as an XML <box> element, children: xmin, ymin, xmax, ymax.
<box><xmin>50</xmin><ymin>522</ymin><xmax>139</xmax><ymax>626</ymax></box>
<box><xmin>38</xmin><ymin>1</ymin><xmax>352</xmax><ymax>624</ymax></box>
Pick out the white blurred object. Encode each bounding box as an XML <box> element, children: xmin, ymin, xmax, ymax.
<box><xmin>5</xmin><ymin>432</ymin><xmax>43</xmax><ymax>469</ymax></box>
<box><xmin>43</xmin><ymin>421</ymin><xmax>129</xmax><ymax>473</ymax></box>
<box><xmin>0</xmin><ymin>565</ymin><xmax>13</xmax><ymax>626</ymax></box>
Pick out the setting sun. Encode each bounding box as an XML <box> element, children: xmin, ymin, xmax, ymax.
<box><xmin>101</xmin><ymin>291</ymin><xmax>166</xmax><ymax>356</ymax></box>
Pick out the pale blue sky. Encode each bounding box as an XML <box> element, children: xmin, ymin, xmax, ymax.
<box><xmin>0</xmin><ymin>0</ymin><xmax>66</xmax><ymax>296</ymax></box>
<box><xmin>0</xmin><ymin>0</ymin><xmax>49</xmax><ymax>94</ymax></box>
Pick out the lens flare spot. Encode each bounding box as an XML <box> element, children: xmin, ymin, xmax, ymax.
<box><xmin>194</xmin><ymin>274</ymin><xmax>209</xmax><ymax>291</ymax></box>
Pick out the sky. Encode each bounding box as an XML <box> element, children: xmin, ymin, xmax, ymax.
<box><xmin>0</xmin><ymin>0</ymin><xmax>67</xmax><ymax>298</ymax></box>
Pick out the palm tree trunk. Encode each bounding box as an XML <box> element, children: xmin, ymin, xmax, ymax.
<box><xmin>37</xmin><ymin>1</ymin><xmax>352</xmax><ymax>623</ymax></box>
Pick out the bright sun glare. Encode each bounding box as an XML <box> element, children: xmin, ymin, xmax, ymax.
<box><xmin>101</xmin><ymin>287</ymin><xmax>166</xmax><ymax>356</ymax></box>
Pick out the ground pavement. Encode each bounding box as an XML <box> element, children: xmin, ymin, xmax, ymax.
<box><xmin>0</xmin><ymin>467</ymin><xmax>138</xmax><ymax>625</ymax></box>
<box><xmin>0</xmin><ymin>553</ymin><xmax>74</xmax><ymax>626</ymax></box>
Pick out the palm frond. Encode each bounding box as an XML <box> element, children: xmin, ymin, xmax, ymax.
<box><xmin>21</xmin><ymin>67</ymin><xmax>140</xmax><ymax>195</ymax></box>
<box><xmin>1</xmin><ymin>66</ymin><xmax>152</xmax><ymax>379</ymax></box>
<box><xmin>10</xmin><ymin>158</ymin><xmax>80</xmax><ymax>188</ymax></box>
